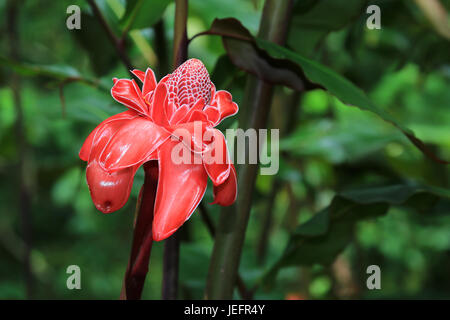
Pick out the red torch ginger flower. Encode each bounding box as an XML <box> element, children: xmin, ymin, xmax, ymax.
<box><xmin>79</xmin><ymin>59</ymin><xmax>238</xmax><ymax>241</ymax></box>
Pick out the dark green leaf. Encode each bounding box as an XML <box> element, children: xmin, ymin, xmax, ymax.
<box><xmin>196</xmin><ymin>18</ymin><xmax>448</xmax><ymax>164</ymax></box>
<box><xmin>192</xmin><ymin>18</ymin><xmax>319</xmax><ymax>91</ymax></box>
<box><xmin>263</xmin><ymin>183</ymin><xmax>450</xmax><ymax>286</ymax></box>
<box><xmin>120</xmin><ymin>0</ymin><xmax>172</xmax><ymax>31</ymax></box>
<box><xmin>210</xmin><ymin>54</ymin><xmax>240</xmax><ymax>89</ymax></box>
<box><xmin>256</xmin><ymin>38</ymin><xmax>449</xmax><ymax>164</ymax></box>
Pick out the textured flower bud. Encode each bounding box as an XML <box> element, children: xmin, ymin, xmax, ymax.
<box><xmin>166</xmin><ymin>58</ymin><xmax>212</xmax><ymax>108</ymax></box>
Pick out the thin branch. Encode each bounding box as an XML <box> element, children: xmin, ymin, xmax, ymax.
<box><xmin>87</xmin><ymin>0</ymin><xmax>134</xmax><ymax>75</ymax></box>
<box><xmin>120</xmin><ymin>162</ymin><xmax>158</xmax><ymax>300</ymax></box>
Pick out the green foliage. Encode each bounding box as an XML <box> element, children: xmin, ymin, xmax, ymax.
<box><xmin>264</xmin><ymin>183</ymin><xmax>450</xmax><ymax>286</ymax></box>
<box><xmin>0</xmin><ymin>0</ymin><xmax>449</xmax><ymax>300</ymax></box>
<box><xmin>120</xmin><ymin>0</ymin><xmax>172</xmax><ymax>31</ymax></box>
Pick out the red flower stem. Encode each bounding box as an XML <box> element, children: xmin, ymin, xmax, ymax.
<box><xmin>160</xmin><ymin>0</ymin><xmax>189</xmax><ymax>300</ymax></box>
<box><xmin>205</xmin><ymin>0</ymin><xmax>294</xmax><ymax>299</ymax></box>
<box><xmin>120</xmin><ymin>162</ymin><xmax>159</xmax><ymax>300</ymax></box>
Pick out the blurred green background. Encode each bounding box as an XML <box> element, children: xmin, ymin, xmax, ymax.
<box><xmin>0</xmin><ymin>0</ymin><xmax>449</xmax><ymax>299</ymax></box>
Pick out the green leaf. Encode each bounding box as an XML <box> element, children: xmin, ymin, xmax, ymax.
<box><xmin>120</xmin><ymin>0</ymin><xmax>172</xmax><ymax>31</ymax></box>
<box><xmin>210</xmin><ymin>54</ymin><xmax>240</xmax><ymax>90</ymax></box>
<box><xmin>255</xmin><ymin>38</ymin><xmax>449</xmax><ymax>164</ymax></box>
<box><xmin>0</xmin><ymin>56</ymin><xmax>108</xmax><ymax>91</ymax></box>
<box><xmin>193</xmin><ymin>18</ymin><xmax>319</xmax><ymax>91</ymax></box>
<box><xmin>195</xmin><ymin>18</ymin><xmax>449</xmax><ymax>164</ymax></box>
<box><xmin>279</xmin><ymin>117</ymin><xmax>403</xmax><ymax>164</ymax></box>
<box><xmin>288</xmin><ymin>0</ymin><xmax>366</xmax><ymax>56</ymax></box>
<box><xmin>263</xmin><ymin>183</ymin><xmax>450</xmax><ymax>286</ymax></box>
<box><xmin>0</xmin><ymin>56</ymin><xmax>80</xmax><ymax>79</ymax></box>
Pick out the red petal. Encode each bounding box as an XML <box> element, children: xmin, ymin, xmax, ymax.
<box><xmin>203</xmin><ymin>129</ymin><xmax>231</xmax><ymax>186</ymax></box>
<box><xmin>111</xmin><ymin>79</ymin><xmax>149</xmax><ymax>115</ymax></box>
<box><xmin>131</xmin><ymin>69</ymin><xmax>145</xmax><ymax>82</ymax></box>
<box><xmin>171</xmin><ymin>121</ymin><xmax>208</xmax><ymax>153</ymax></box>
<box><xmin>188</xmin><ymin>110</ymin><xmax>209</xmax><ymax>123</ymax></box>
<box><xmin>99</xmin><ymin>117</ymin><xmax>170</xmax><ymax>172</ymax></box>
<box><xmin>178</xmin><ymin>98</ymin><xmax>205</xmax><ymax>124</ymax></box>
<box><xmin>210</xmin><ymin>83</ymin><xmax>216</xmax><ymax>99</ymax></box>
<box><xmin>165</xmin><ymin>101</ymin><xmax>176</xmax><ymax>123</ymax></box>
<box><xmin>152</xmin><ymin>139</ymin><xmax>208</xmax><ymax>241</ymax></box>
<box><xmin>142</xmin><ymin>68</ymin><xmax>157</xmax><ymax>96</ymax></box>
<box><xmin>150</xmin><ymin>82</ymin><xmax>170</xmax><ymax>127</ymax></box>
<box><xmin>204</xmin><ymin>106</ymin><xmax>220</xmax><ymax>126</ymax></box>
<box><xmin>212</xmin><ymin>163</ymin><xmax>237</xmax><ymax>206</ymax></box>
<box><xmin>79</xmin><ymin>111</ymin><xmax>138</xmax><ymax>162</ymax></box>
<box><xmin>80</xmin><ymin>130</ymin><xmax>96</xmax><ymax>162</ymax></box>
<box><xmin>86</xmin><ymin>159</ymin><xmax>138</xmax><ymax>213</ymax></box>
<box><xmin>211</xmin><ymin>90</ymin><xmax>238</xmax><ymax>124</ymax></box>
<box><xmin>169</xmin><ymin>104</ymin><xmax>189</xmax><ymax>125</ymax></box>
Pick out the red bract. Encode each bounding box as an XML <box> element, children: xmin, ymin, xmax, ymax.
<box><xmin>79</xmin><ymin>59</ymin><xmax>238</xmax><ymax>241</ymax></box>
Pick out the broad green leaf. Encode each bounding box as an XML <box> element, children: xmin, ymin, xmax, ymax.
<box><xmin>255</xmin><ymin>38</ymin><xmax>449</xmax><ymax>164</ymax></box>
<box><xmin>193</xmin><ymin>18</ymin><xmax>319</xmax><ymax>91</ymax></box>
<box><xmin>257</xmin><ymin>38</ymin><xmax>408</xmax><ymax>126</ymax></box>
<box><xmin>279</xmin><ymin>115</ymin><xmax>403</xmax><ymax>164</ymax></box>
<box><xmin>263</xmin><ymin>183</ymin><xmax>450</xmax><ymax>285</ymax></box>
<box><xmin>196</xmin><ymin>18</ymin><xmax>448</xmax><ymax>163</ymax></box>
<box><xmin>120</xmin><ymin>0</ymin><xmax>172</xmax><ymax>31</ymax></box>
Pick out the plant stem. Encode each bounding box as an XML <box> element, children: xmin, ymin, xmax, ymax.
<box><xmin>120</xmin><ymin>162</ymin><xmax>159</xmax><ymax>300</ymax></box>
<box><xmin>198</xmin><ymin>203</ymin><xmax>253</xmax><ymax>299</ymax></box>
<box><xmin>161</xmin><ymin>0</ymin><xmax>189</xmax><ymax>300</ymax></box>
<box><xmin>256</xmin><ymin>179</ymin><xmax>281</xmax><ymax>264</ymax></box>
<box><xmin>205</xmin><ymin>0</ymin><xmax>294</xmax><ymax>299</ymax></box>
<box><xmin>161</xmin><ymin>232</ymin><xmax>180</xmax><ymax>299</ymax></box>
<box><xmin>256</xmin><ymin>90</ymin><xmax>301</xmax><ymax>264</ymax></box>
<box><xmin>154</xmin><ymin>19</ymin><xmax>169</xmax><ymax>78</ymax></box>
<box><xmin>172</xmin><ymin>0</ymin><xmax>188</xmax><ymax>68</ymax></box>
